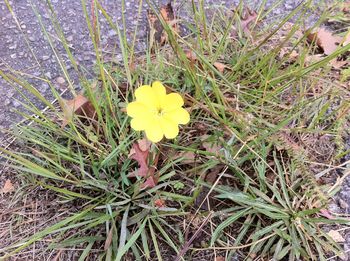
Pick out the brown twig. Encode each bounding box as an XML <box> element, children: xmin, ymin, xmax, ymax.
<box><xmin>174</xmin><ymin>212</ymin><xmax>213</xmax><ymax>261</ymax></box>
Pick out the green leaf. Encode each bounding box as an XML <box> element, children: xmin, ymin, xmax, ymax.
<box><xmin>114</xmin><ymin>218</ymin><xmax>147</xmax><ymax>261</ymax></box>
<box><xmin>211</xmin><ymin>208</ymin><xmax>252</xmax><ymax>244</ymax></box>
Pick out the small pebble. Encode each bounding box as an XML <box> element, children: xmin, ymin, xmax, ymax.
<box><xmin>44</xmin><ymin>72</ymin><xmax>52</xmax><ymax>79</ymax></box>
<box><xmin>40</xmin><ymin>82</ymin><xmax>50</xmax><ymax>91</ymax></box>
<box><xmin>339</xmin><ymin>198</ymin><xmax>349</xmax><ymax>210</ymax></box>
<box><xmin>12</xmin><ymin>100</ymin><xmax>21</xmax><ymax>107</ymax></box>
<box><xmin>56</xmin><ymin>76</ymin><xmax>66</xmax><ymax>85</ymax></box>
<box><xmin>4</xmin><ymin>99</ymin><xmax>11</xmax><ymax>106</ymax></box>
<box><xmin>9</xmin><ymin>43</ymin><xmax>17</xmax><ymax>50</ymax></box>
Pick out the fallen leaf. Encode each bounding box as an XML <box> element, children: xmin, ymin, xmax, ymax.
<box><xmin>128</xmin><ymin>142</ymin><xmax>149</xmax><ymax>177</ymax></box>
<box><xmin>185</xmin><ymin>50</ymin><xmax>197</xmax><ymax>63</ymax></box>
<box><xmin>307</xmin><ymin>28</ymin><xmax>342</xmax><ymax>55</ymax></box>
<box><xmin>104</xmin><ymin>228</ymin><xmax>114</xmax><ymax>250</ymax></box>
<box><xmin>240</xmin><ymin>8</ymin><xmax>258</xmax><ymax>34</ymax></box>
<box><xmin>205</xmin><ymin>165</ymin><xmax>223</xmax><ymax>184</ymax></box>
<box><xmin>215</xmin><ymin>257</ymin><xmax>225</xmax><ymax>261</ymax></box>
<box><xmin>203</xmin><ymin>142</ymin><xmax>221</xmax><ymax>155</ymax></box>
<box><xmin>327</xmin><ymin>230</ymin><xmax>345</xmax><ymax>243</ymax></box>
<box><xmin>141</xmin><ymin>176</ymin><xmax>157</xmax><ymax>189</ymax></box>
<box><xmin>61</xmin><ymin>94</ymin><xmax>96</xmax><ymax>128</ymax></box>
<box><xmin>231</xmin><ymin>7</ymin><xmax>258</xmax><ymax>38</ymax></box>
<box><xmin>137</xmin><ymin>138</ymin><xmax>152</xmax><ymax>152</ymax></box>
<box><xmin>175</xmin><ymin>151</ymin><xmax>196</xmax><ymax>164</ymax></box>
<box><xmin>201</xmin><ymin>135</ymin><xmax>222</xmax><ymax>156</ymax></box>
<box><xmin>154</xmin><ymin>199</ymin><xmax>166</xmax><ymax>208</ymax></box>
<box><xmin>128</xmin><ymin>141</ymin><xmax>158</xmax><ymax>189</ymax></box>
<box><xmin>213</xmin><ymin>62</ymin><xmax>227</xmax><ymax>73</ymax></box>
<box><xmin>1</xmin><ymin>179</ymin><xmax>15</xmax><ymax>194</ymax></box>
<box><xmin>147</xmin><ymin>2</ymin><xmax>179</xmax><ymax>46</ymax></box>
<box><xmin>289</xmin><ymin>50</ymin><xmax>299</xmax><ymax>61</ymax></box>
<box><xmin>319</xmin><ymin>208</ymin><xmax>336</xmax><ymax>219</ymax></box>
<box><xmin>160</xmin><ymin>3</ymin><xmax>176</xmax><ymax>23</ymax></box>
<box><xmin>342</xmin><ymin>1</ymin><xmax>350</xmax><ymax>13</ymax></box>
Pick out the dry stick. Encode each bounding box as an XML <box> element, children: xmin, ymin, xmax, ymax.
<box><xmin>174</xmin><ymin>211</ymin><xmax>213</xmax><ymax>261</ymax></box>
<box><xmin>328</xmin><ymin>169</ymin><xmax>350</xmax><ymax>196</ymax></box>
<box><xmin>315</xmin><ymin>159</ymin><xmax>350</xmax><ymax>179</ymax></box>
<box><xmin>52</xmin><ymin>250</ymin><xmax>63</xmax><ymax>261</ymax></box>
<box><xmin>326</xmin><ymin>248</ymin><xmax>350</xmax><ymax>261</ymax></box>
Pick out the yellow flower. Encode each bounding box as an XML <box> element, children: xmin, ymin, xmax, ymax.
<box><xmin>127</xmin><ymin>81</ymin><xmax>190</xmax><ymax>143</ymax></box>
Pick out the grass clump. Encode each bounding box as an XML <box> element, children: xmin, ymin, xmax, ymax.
<box><xmin>1</xmin><ymin>0</ymin><xmax>349</xmax><ymax>260</ymax></box>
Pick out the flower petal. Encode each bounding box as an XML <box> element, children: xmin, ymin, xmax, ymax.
<box><xmin>130</xmin><ymin>115</ymin><xmax>154</xmax><ymax>131</ymax></box>
<box><xmin>145</xmin><ymin>124</ymin><xmax>164</xmax><ymax>143</ymax></box>
<box><xmin>135</xmin><ymin>85</ymin><xmax>158</xmax><ymax>109</ymax></box>
<box><xmin>165</xmin><ymin>108</ymin><xmax>190</xmax><ymax>125</ymax></box>
<box><xmin>160</xmin><ymin>118</ymin><xmax>179</xmax><ymax>139</ymax></box>
<box><xmin>127</xmin><ymin>102</ymin><xmax>150</xmax><ymax>118</ymax></box>
<box><xmin>152</xmin><ymin>81</ymin><xmax>166</xmax><ymax>99</ymax></box>
<box><xmin>162</xmin><ymin>93</ymin><xmax>184</xmax><ymax>111</ymax></box>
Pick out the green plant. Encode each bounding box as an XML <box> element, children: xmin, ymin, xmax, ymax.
<box><xmin>1</xmin><ymin>0</ymin><xmax>349</xmax><ymax>260</ymax></box>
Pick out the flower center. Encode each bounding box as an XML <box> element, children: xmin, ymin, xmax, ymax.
<box><xmin>156</xmin><ymin>108</ymin><xmax>165</xmax><ymax>117</ymax></box>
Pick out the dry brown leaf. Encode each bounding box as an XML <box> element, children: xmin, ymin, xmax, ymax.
<box><xmin>202</xmin><ymin>135</ymin><xmax>222</xmax><ymax>156</ymax></box>
<box><xmin>128</xmin><ymin>142</ymin><xmax>149</xmax><ymax>178</ymax></box>
<box><xmin>319</xmin><ymin>208</ymin><xmax>336</xmax><ymax>220</ymax></box>
<box><xmin>307</xmin><ymin>28</ymin><xmax>342</xmax><ymax>55</ymax></box>
<box><xmin>213</xmin><ymin>62</ymin><xmax>227</xmax><ymax>73</ymax></box>
<box><xmin>205</xmin><ymin>165</ymin><xmax>223</xmax><ymax>184</ymax></box>
<box><xmin>215</xmin><ymin>257</ymin><xmax>226</xmax><ymax>261</ymax></box>
<box><xmin>104</xmin><ymin>228</ymin><xmax>114</xmax><ymax>250</ymax></box>
<box><xmin>185</xmin><ymin>50</ymin><xmax>197</xmax><ymax>63</ymax></box>
<box><xmin>1</xmin><ymin>179</ymin><xmax>15</xmax><ymax>194</ymax></box>
<box><xmin>176</xmin><ymin>151</ymin><xmax>196</xmax><ymax>164</ymax></box>
<box><xmin>61</xmin><ymin>94</ymin><xmax>96</xmax><ymax>128</ymax></box>
<box><xmin>147</xmin><ymin>3</ymin><xmax>178</xmax><ymax>46</ymax></box>
<box><xmin>137</xmin><ymin>138</ymin><xmax>152</xmax><ymax>152</ymax></box>
<box><xmin>327</xmin><ymin>230</ymin><xmax>345</xmax><ymax>243</ymax></box>
<box><xmin>342</xmin><ymin>1</ymin><xmax>350</xmax><ymax>13</ymax></box>
<box><xmin>289</xmin><ymin>50</ymin><xmax>299</xmax><ymax>61</ymax></box>
<box><xmin>128</xmin><ymin>141</ymin><xmax>157</xmax><ymax>189</ymax></box>
<box><xmin>231</xmin><ymin>7</ymin><xmax>258</xmax><ymax>38</ymax></box>
<box><xmin>203</xmin><ymin>142</ymin><xmax>221</xmax><ymax>155</ymax></box>
<box><xmin>142</xmin><ymin>176</ymin><xmax>157</xmax><ymax>189</ymax></box>
<box><xmin>241</xmin><ymin>8</ymin><xmax>258</xmax><ymax>34</ymax></box>
<box><xmin>154</xmin><ymin>199</ymin><xmax>166</xmax><ymax>208</ymax></box>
